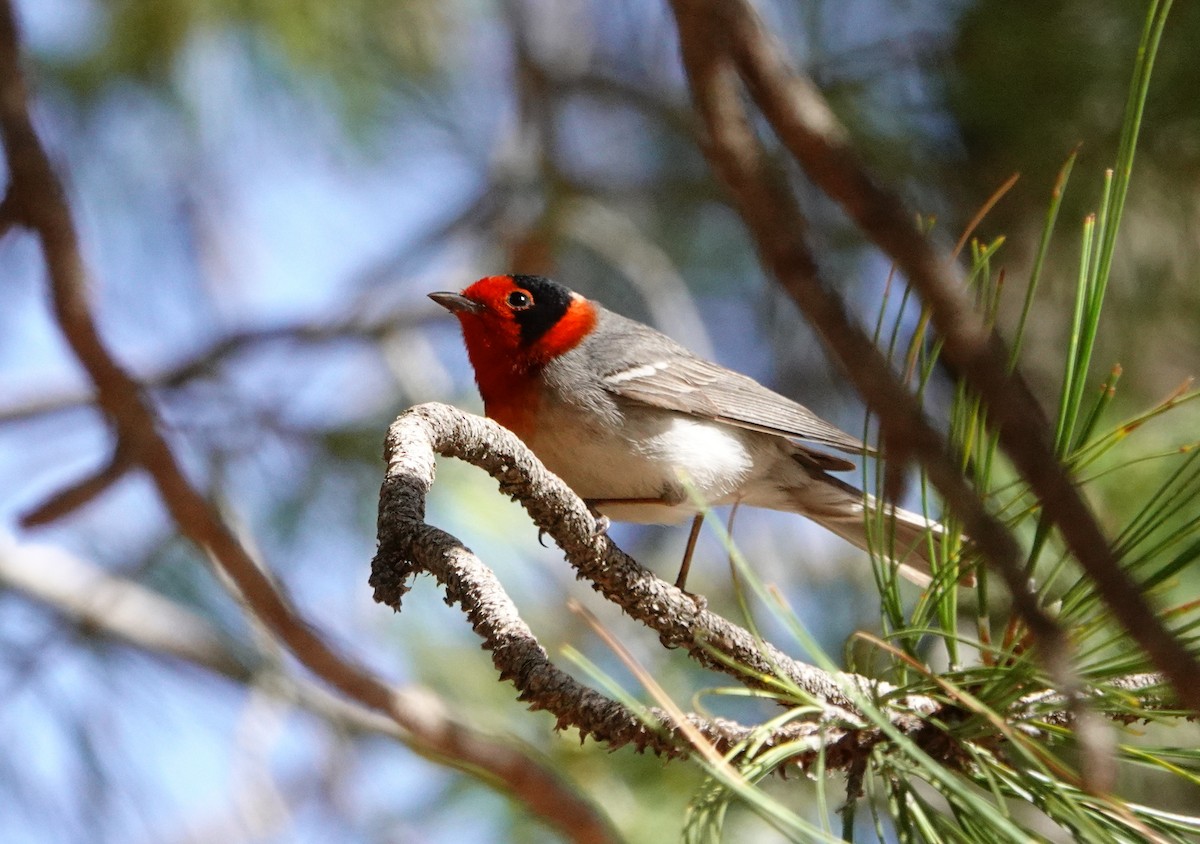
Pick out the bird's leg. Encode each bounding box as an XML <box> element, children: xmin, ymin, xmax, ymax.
<box><xmin>675</xmin><ymin>513</ymin><xmax>705</xmax><ymax>592</ymax></box>
<box><xmin>585</xmin><ymin>495</ymin><xmax>704</xmax><ymax>590</ymax></box>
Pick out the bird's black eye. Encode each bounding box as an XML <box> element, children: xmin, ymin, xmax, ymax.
<box><xmin>506</xmin><ymin>290</ymin><xmax>533</xmax><ymax>310</ymax></box>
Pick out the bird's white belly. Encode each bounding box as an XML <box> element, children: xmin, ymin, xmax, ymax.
<box><xmin>525</xmin><ymin>410</ymin><xmax>759</xmax><ymax>524</ymax></box>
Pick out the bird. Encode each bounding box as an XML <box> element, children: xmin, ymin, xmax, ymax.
<box><xmin>430</xmin><ymin>274</ymin><xmax>955</xmax><ymax>589</ymax></box>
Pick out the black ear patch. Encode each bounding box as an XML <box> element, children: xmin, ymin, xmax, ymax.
<box><xmin>508</xmin><ymin>275</ymin><xmax>574</xmax><ymax>346</ymax></box>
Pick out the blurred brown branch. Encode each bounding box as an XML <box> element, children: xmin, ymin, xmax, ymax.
<box><xmin>19</xmin><ymin>442</ymin><xmax>135</xmax><ymax>527</ymax></box>
<box><xmin>11</xmin><ymin>311</ymin><xmax>441</xmax><ymax>526</ymax></box>
<box><xmin>0</xmin><ymin>4</ymin><xmax>617</xmax><ymax>841</ymax></box>
<box><xmin>666</xmin><ymin>0</ymin><xmax>1200</xmax><ymax>719</ymax></box>
<box><xmin>0</xmin><ymin>533</ymin><xmax>631</xmax><ymax>834</ymax></box>
<box><xmin>667</xmin><ymin>0</ymin><xmax>1072</xmax><ymax>686</ymax></box>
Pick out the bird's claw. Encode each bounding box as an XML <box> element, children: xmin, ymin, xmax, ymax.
<box><xmin>592</xmin><ymin>514</ymin><xmax>610</xmax><ymax>536</ymax></box>
<box><xmin>581</xmin><ymin>501</ymin><xmax>611</xmax><ymax>536</ymax></box>
<box><xmin>537</xmin><ymin>528</ymin><xmax>550</xmax><ymax>547</ymax></box>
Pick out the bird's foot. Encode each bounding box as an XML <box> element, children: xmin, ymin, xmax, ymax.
<box><xmin>591</xmin><ymin>514</ymin><xmax>611</xmax><ymax>536</ymax></box>
<box><xmin>581</xmin><ymin>500</ymin><xmax>614</xmax><ymax>536</ymax></box>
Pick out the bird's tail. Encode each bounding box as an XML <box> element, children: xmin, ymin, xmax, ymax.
<box><xmin>789</xmin><ymin>477</ymin><xmax>970</xmax><ymax>588</ymax></box>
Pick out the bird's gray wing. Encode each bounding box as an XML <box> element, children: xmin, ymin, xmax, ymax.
<box><xmin>600</xmin><ymin>350</ymin><xmax>868</xmax><ymax>472</ymax></box>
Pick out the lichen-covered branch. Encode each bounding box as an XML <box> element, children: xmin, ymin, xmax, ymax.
<box><xmin>371</xmin><ymin>403</ymin><xmax>910</xmax><ymax>767</ymax></box>
<box><xmin>372</xmin><ymin>403</ymin><xmax>896</xmax><ymax>723</ymax></box>
<box><xmin>370</xmin><ymin>403</ymin><xmax>1171</xmax><ymax>776</ymax></box>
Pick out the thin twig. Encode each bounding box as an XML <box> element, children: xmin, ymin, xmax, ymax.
<box><xmin>0</xmin><ymin>310</ymin><xmax>441</xmax><ymax>426</ymax></box>
<box><xmin>19</xmin><ymin>442</ymin><xmax>134</xmax><ymax>526</ymax></box>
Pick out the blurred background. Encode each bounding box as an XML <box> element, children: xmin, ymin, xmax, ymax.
<box><xmin>1</xmin><ymin>0</ymin><xmax>1198</xmax><ymax>841</ymax></box>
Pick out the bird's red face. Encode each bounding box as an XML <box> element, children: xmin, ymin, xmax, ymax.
<box><xmin>429</xmin><ymin>275</ymin><xmax>598</xmax><ymax>434</ymax></box>
<box><xmin>430</xmin><ymin>275</ymin><xmax>597</xmax><ymax>374</ymax></box>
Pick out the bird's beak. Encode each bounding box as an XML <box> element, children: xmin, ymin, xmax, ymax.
<box><xmin>428</xmin><ymin>291</ymin><xmax>486</xmax><ymax>315</ymax></box>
